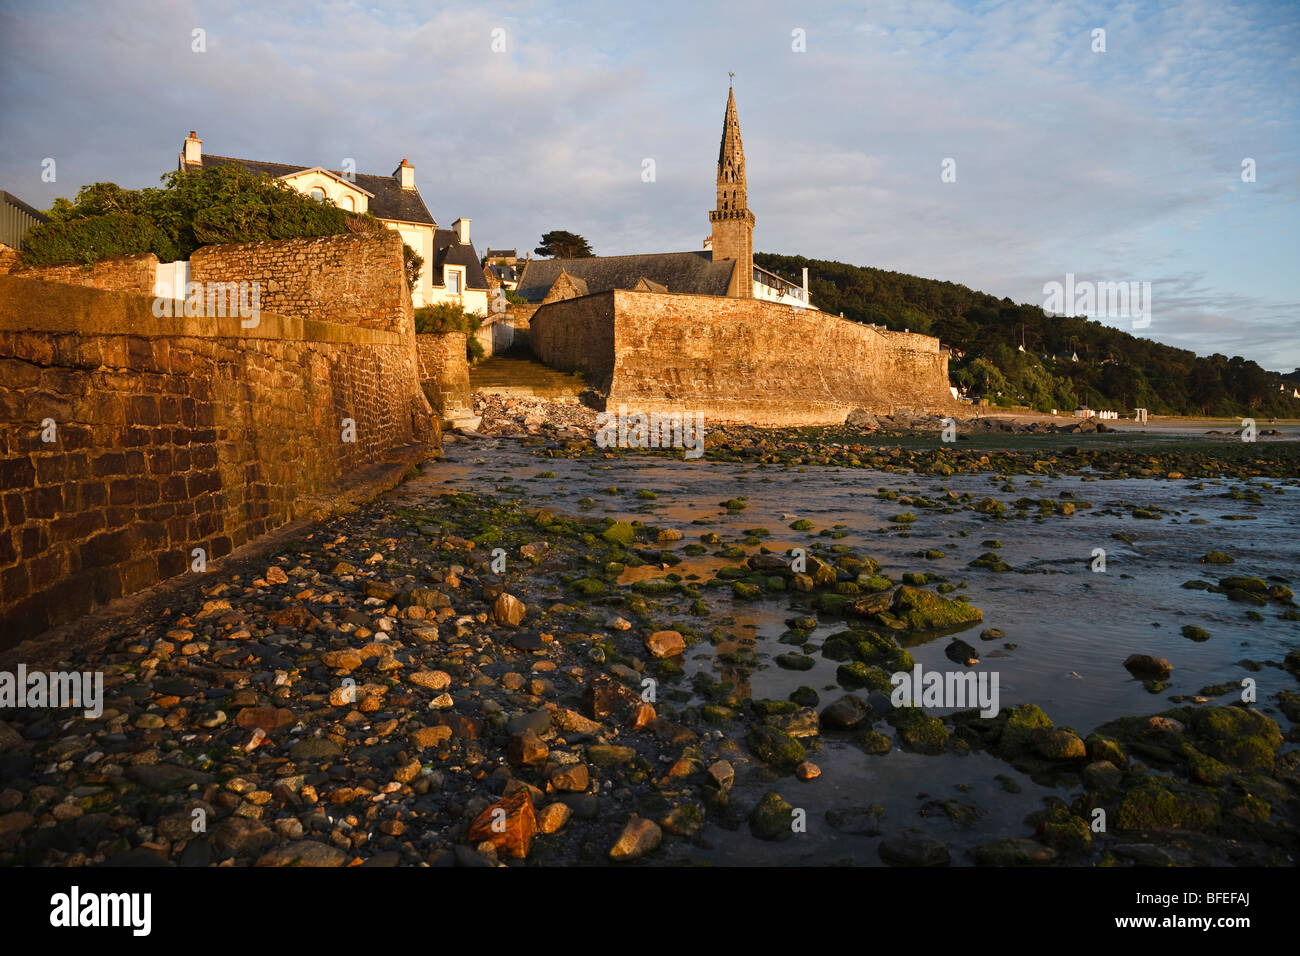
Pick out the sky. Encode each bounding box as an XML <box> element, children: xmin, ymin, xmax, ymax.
<box><xmin>1</xmin><ymin>0</ymin><xmax>1297</xmax><ymax>370</ymax></box>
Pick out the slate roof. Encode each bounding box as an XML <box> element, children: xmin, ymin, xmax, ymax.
<box><xmin>515</xmin><ymin>251</ymin><xmax>735</xmax><ymax>303</ymax></box>
<box><xmin>432</xmin><ymin>228</ymin><xmax>489</xmax><ymax>290</ymax></box>
<box><xmin>485</xmin><ymin>248</ymin><xmax>516</xmax><ymax>259</ymax></box>
<box><xmin>189</xmin><ymin>154</ymin><xmax>437</xmax><ymax>226</ymax></box>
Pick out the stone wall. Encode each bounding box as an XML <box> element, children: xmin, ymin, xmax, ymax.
<box><xmin>12</xmin><ymin>252</ymin><xmax>158</xmax><ymax>293</ymax></box>
<box><xmin>0</xmin><ymin>275</ymin><xmax>436</xmax><ymax>649</ymax></box>
<box><xmin>190</xmin><ymin>233</ymin><xmax>409</xmax><ymax>335</ymax></box>
<box><xmin>530</xmin><ymin>290</ymin><xmax>956</xmax><ymax>426</ymax></box>
<box><xmin>416</xmin><ymin>332</ymin><xmax>471</xmax><ymax>416</ymax></box>
<box><xmin>528</xmin><ymin>292</ymin><xmax>618</xmax><ymax>392</ymax></box>
<box><xmin>0</xmin><ymin>244</ymin><xmax>20</xmax><ymax>276</ymax></box>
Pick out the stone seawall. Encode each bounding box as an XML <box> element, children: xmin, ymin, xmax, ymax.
<box><xmin>528</xmin><ymin>292</ymin><xmax>618</xmax><ymax>392</ymax></box>
<box><xmin>416</xmin><ymin>332</ymin><xmax>471</xmax><ymax>416</ymax></box>
<box><xmin>529</xmin><ymin>290</ymin><xmax>956</xmax><ymax>426</ymax></box>
<box><xmin>0</xmin><ymin>275</ymin><xmax>437</xmax><ymax>649</ymax></box>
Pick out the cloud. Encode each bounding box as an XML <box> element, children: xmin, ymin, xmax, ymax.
<box><xmin>0</xmin><ymin>0</ymin><xmax>1296</xmax><ymax>367</ymax></box>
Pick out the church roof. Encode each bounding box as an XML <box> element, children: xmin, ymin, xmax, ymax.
<box><xmin>516</xmin><ymin>251</ymin><xmax>736</xmax><ymax>302</ymax></box>
<box><xmin>189</xmin><ymin>154</ymin><xmax>437</xmax><ymax>226</ymax></box>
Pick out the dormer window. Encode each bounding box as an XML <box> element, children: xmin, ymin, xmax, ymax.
<box><xmin>448</xmin><ymin>270</ymin><xmax>461</xmax><ymax>294</ymax></box>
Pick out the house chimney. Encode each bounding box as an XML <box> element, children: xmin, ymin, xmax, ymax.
<box><xmin>394</xmin><ymin>158</ymin><xmax>415</xmax><ymax>190</ymax></box>
<box><xmin>452</xmin><ymin>217</ymin><xmax>471</xmax><ymax>243</ymax></box>
<box><xmin>182</xmin><ymin>130</ymin><xmax>202</xmax><ymax>167</ymax></box>
<box><xmin>801</xmin><ymin>266</ymin><xmax>809</xmax><ymax>303</ymax></box>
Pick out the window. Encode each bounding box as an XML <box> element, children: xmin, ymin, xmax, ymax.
<box><xmin>309</xmin><ymin>187</ymin><xmax>325</xmax><ymax>201</ymax></box>
<box><xmin>340</xmin><ymin>195</ymin><xmax>354</xmax><ymax>211</ymax></box>
<box><xmin>448</xmin><ymin>270</ymin><xmax>461</xmax><ymax>293</ymax></box>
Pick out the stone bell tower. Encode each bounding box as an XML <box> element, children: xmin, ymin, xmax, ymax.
<box><xmin>709</xmin><ymin>78</ymin><xmax>754</xmax><ymax>298</ymax></box>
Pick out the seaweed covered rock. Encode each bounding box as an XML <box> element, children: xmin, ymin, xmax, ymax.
<box><xmin>749</xmin><ymin>792</ymin><xmax>796</xmax><ymax>841</ymax></box>
<box><xmin>745</xmin><ymin>725</ymin><xmax>806</xmax><ymax>772</ymax></box>
<box><xmin>889</xmin><ymin>586</ymin><xmax>983</xmax><ymax>631</ymax></box>
<box><xmin>1187</xmin><ymin>706</ymin><xmax>1283</xmax><ymax>771</ymax></box>
<box><xmin>1116</xmin><ymin>777</ymin><xmax>1218</xmax><ymax>832</ymax></box>
<box><xmin>887</xmin><ymin>707</ymin><xmax>949</xmax><ymax>754</ymax></box>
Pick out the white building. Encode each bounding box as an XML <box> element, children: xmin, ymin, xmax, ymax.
<box><xmin>177</xmin><ymin>132</ymin><xmax>488</xmax><ymax>314</ymax></box>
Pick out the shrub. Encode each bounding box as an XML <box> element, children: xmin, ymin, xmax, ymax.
<box><xmin>23</xmin><ymin>164</ymin><xmax>354</xmax><ymax>266</ymax></box>
<box><xmin>414</xmin><ymin>302</ymin><xmax>486</xmax><ymax>362</ymax></box>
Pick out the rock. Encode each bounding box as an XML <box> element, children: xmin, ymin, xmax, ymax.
<box><xmin>1030</xmin><ymin>728</ymin><xmax>1087</xmax><ymax>760</ymax></box>
<box><xmin>288</xmin><ymin>738</ymin><xmax>343</xmax><ymax>761</ymax></box>
<box><xmin>973</xmin><ymin>838</ymin><xmax>1057</xmax><ymax>866</ymax></box>
<box><xmin>265</xmin><ymin>565</ymin><xmax>289</xmax><ymax>585</ymax></box>
<box><xmin>492</xmin><ymin>592</ymin><xmax>526</xmax><ymax>627</ymax></box>
<box><xmin>878</xmin><ymin>829</ymin><xmax>951</xmax><ymax>866</ymax></box>
<box><xmin>706</xmin><ymin>760</ymin><xmax>735</xmax><ymax>790</ymax></box>
<box><xmin>549</xmin><ymin>763</ymin><xmax>590</xmax><ymax>792</ymax></box>
<box><xmin>767</xmin><ymin>707</ymin><xmax>820</xmax><ymax>739</ymax></box>
<box><xmin>212</xmin><ymin>816</ymin><xmax>275</xmax><ymax>857</ymax></box>
<box><xmin>746</xmin><ymin>725</ymin><xmax>806</xmax><ymax>772</ymax></box>
<box><xmin>889</xmin><ymin>586</ymin><xmax>982</xmax><ymax>630</ymax></box>
<box><xmin>945</xmin><ymin>638</ymin><xmax>980</xmax><ymax>666</ymax></box>
<box><xmin>0</xmin><ymin>722</ymin><xmax>22</xmax><ymax>754</ymax></box>
<box><xmin>0</xmin><ymin>811</ymin><xmax>35</xmax><ymax>846</ymax></box>
<box><xmin>582</xmin><ymin>675</ymin><xmax>642</xmax><ymax>724</ymax></box>
<box><xmin>558</xmin><ymin>792</ymin><xmax>601</xmax><ymax>820</ymax></box>
<box><xmin>845</xmin><ymin>408</ymin><xmax>879</xmax><ymax>430</ymax></box>
<box><xmin>586</xmin><ymin>745</ymin><xmax>637</xmax><ymax>767</ymax></box>
<box><xmin>124</xmin><ymin>764</ymin><xmax>214</xmax><ymax>792</ymax></box>
<box><xmin>320</xmin><ymin>649</ymin><xmax>362</xmax><ymax>672</ymax></box>
<box><xmin>408</xmin><ymin>670</ymin><xmax>451</xmax><ymax>691</ymax></box>
<box><xmin>508</xmin><ymin>729</ymin><xmax>549</xmax><ymax>767</ymax></box>
<box><xmin>235</xmin><ymin>707</ymin><xmax>294</xmax><ymax>732</ymax></box>
<box><xmin>820</xmin><ymin>695</ymin><xmax>873</xmax><ymax>730</ymax></box>
<box><xmin>467</xmin><ymin>790</ymin><xmax>537</xmax><ymax>860</ymax></box>
<box><xmin>825</xmin><ymin>806</ymin><xmax>883</xmax><ymax>836</ymax></box>
<box><xmin>550</xmin><ymin>707</ymin><xmax>604</xmax><ymax>735</ymax></box>
<box><xmin>1082</xmin><ymin>761</ymin><xmax>1123</xmax><ymax>790</ymax></box>
<box><xmin>409</xmin><ymin>725</ymin><xmax>452</xmax><ymax>750</ymax></box>
<box><xmin>795</xmin><ymin>761</ymin><xmax>820</xmax><ymax>781</ymax></box>
<box><xmin>536</xmin><ymin>802</ymin><xmax>571</xmax><ymax>835</ymax></box>
<box><xmin>609</xmin><ymin>815</ymin><xmax>662</xmax><ymax>861</ymax></box>
<box><xmin>506</xmin><ymin>709</ymin><xmax>551</xmax><ymax>736</ymax></box>
<box><xmin>644</xmin><ymin>630</ymin><xmax>685</xmax><ymax>658</ymax></box>
<box><xmin>1123</xmin><ymin>654</ymin><xmax>1173</xmax><ymax>679</ymax></box>
<box><xmin>255</xmin><ymin>840</ymin><xmax>347</xmax><ymax>867</ymax></box>
<box><xmin>749</xmin><ymin>792</ymin><xmax>796</xmax><ymax>841</ymax></box>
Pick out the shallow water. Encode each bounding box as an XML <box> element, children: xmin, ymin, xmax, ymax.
<box><xmin>411</xmin><ymin>437</ymin><xmax>1300</xmax><ymax>864</ymax></box>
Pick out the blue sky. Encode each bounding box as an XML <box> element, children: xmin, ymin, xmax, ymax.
<box><xmin>2</xmin><ymin>0</ymin><xmax>1297</xmax><ymax>369</ymax></box>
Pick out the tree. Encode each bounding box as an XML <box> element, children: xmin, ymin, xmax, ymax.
<box><xmin>534</xmin><ymin>230</ymin><xmax>593</xmax><ymax>258</ymax></box>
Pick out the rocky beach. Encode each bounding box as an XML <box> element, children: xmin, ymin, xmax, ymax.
<box><xmin>1</xmin><ymin>406</ymin><xmax>1296</xmax><ymax>867</ymax></box>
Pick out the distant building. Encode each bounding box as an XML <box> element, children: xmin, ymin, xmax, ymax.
<box><xmin>176</xmin><ymin>131</ymin><xmax>487</xmax><ymax>313</ymax></box>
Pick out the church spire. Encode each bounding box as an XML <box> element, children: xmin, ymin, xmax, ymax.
<box><xmin>716</xmin><ymin>84</ymin><xmax>747</xmax><ymax>213</ymax></box>
<box><xmin>709</xmin><ymin>80</ymin><xmax>755</xmax><ymax>297</ymax></box>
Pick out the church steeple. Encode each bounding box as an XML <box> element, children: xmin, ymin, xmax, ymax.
<box><xmin>709</xmin><ymin>78</ymin><xmax>755</xmax><ymax>298</ymax></box>
<box><xmin>716</xmin><ymin>84</ymin><xmax>747</xmax><ymax>213</ymax></box>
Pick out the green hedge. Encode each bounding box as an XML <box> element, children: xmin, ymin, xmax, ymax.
<box><xmin>23</xmin><ymin>164</ymin><xmax>353</xmax><ymax>266</ymax></box>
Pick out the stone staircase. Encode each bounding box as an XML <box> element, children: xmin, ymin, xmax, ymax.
<box><xmin>469</xmin><ymin>353</ymin><xmax>588</xmax><ymax>400</ymax></box>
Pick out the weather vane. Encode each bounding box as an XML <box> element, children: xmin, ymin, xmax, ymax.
<box><xmin>729</xmin><ymin>72</ymin><xmax>734</xmax><ymax>85</ymax></box>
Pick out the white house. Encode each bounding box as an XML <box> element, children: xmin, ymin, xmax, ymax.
<box><xmin>177</xmin><ymin>131</ymin><xmax>488</xmax><ymax>314</ymax></box>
